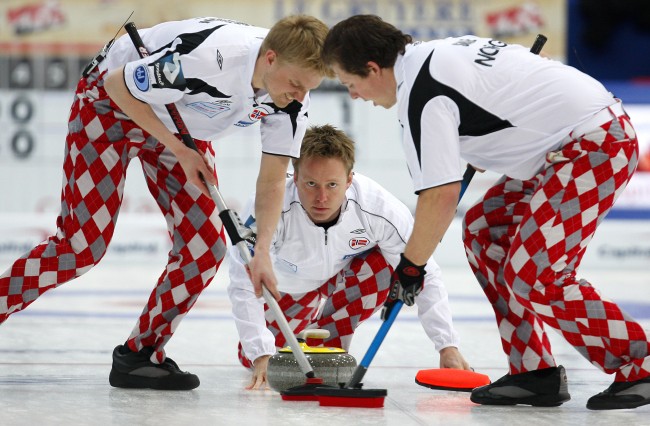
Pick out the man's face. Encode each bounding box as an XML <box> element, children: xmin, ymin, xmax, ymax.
<box><xmin>294</xmin><ymin>156</ymin><xmax>353</xmax><ymax>224</ymax></box>
<box><xmin>332</xmin><ymin>62</ymin><xmax>397</xmax><ymax>109</ymax></box>
<box><xmin>262</xmin><ymin>51</ymin><xmax>323</xmax><ymax>108</ymax></box>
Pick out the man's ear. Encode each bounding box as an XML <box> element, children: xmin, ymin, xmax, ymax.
<box><xmin>367</xmin><ymin>61</ymin><xmax>381</xmax><ymax>75</ymax></box>
<box><xmin>265</xmin><ymin>49</ymin><xmax>277</xmax><ymax>65</ymax></box>
<box><xmin>346</xmin><ymin>171</ymin><xmax>353</xmax><ymax>188</ymax></box>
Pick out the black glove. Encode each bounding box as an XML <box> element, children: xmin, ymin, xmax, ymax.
<box><xmin>380</xmin><ymin>253</ymin><xmax>426</xmax><ymax>321</ymax></box>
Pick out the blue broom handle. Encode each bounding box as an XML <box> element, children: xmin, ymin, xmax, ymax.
<box><xmin>355</xmin><ymin>164</ymin><xmax>474</xmax><ymax>372</ymax></box>
<box><xmin>350</xmin><ymin>165</ymin><xmax>473</xmax><ymax>384</ymax></box>
<box><xmin>459</xmin><ymin>164</ymin><xmax>475</xmax><ymax>201</ymax></box>
<box><xmin>359</xmin><ymin>300</ymin><xmax>403</xmax><ymax>367</ymax></box>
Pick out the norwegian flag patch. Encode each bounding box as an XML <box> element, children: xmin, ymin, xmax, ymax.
<box><xmin>249</xmin><ymin>108</ymin><xmax>269</xmax><ymax>121</ymax></box>
<box><xmin>349</xmin><ymin>237</ymin><xmax>369</xmax><ymax>250</ymax></box>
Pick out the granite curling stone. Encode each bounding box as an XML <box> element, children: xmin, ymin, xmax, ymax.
<box><xmin>266</xmin><ymin>329</ymin><xmax>357</xmax><ymax>392</ymax></box>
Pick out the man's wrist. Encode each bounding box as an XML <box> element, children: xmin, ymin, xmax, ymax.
<box><xmin>398</xmin><ymin>253</ymin><xmax>427</xmax><ymax>275</ymax></box>
<box><xmin>252</xmin><ymin>244</ymin><xmax>270</xmax><ymax>255</ymax></box>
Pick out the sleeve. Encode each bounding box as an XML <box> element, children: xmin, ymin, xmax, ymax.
<box><xmin>259</xmin><ymin>94</ymin><xmax>310</xmax><ymax>158</ymax></box>
<box><xmin>366</xmin><ymin>181</ymin><xmax>413</xmax><ymax>269</ymax></box>
<box><xmin>415</xmin><ymin>258</ymin><xmax>461</xmax><ymax>352</ymax></box>
<box><xmin>375</xmin><ymin>213</ymin><xmax>409</xmax><ymax>269</ymax></box>
<box><xmin>226</xmin><ymin>196</ymin><xmax>277</xmax><ymax>362</ymax></box>
<box><xmin>402</xmin><ymin>96</ymin><xmax>464</xmax><ymax>193</ymax></box>
<box><xmin>123</xmin><ymin>48</ymin><xmax>188</xmax><ymax>105</ymax></box>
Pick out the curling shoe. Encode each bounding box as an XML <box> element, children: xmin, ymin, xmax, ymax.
<box><xmin>587</xmin><ymin>376</ymin><xmax>650</xmax><ymax>410</ymax></box>
<box><xmin>470</xmin><ymin>365</ymin><xmax>570</xmax><ymax>407</ymax></box>
<box><xmin>109</xmin><ymin>344</ymin><xmax>200</xmax><ymax>390</ymax></box>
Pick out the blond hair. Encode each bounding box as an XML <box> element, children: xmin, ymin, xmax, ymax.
<box><xmin>293</xmin><ymin>125</ymin><xmax>355</xmax><ymax>173</ymax></box>
<box><xmin>262</xmin><ymin>15</ymin><xmax>334</xmax><ymax>78</ymax></box>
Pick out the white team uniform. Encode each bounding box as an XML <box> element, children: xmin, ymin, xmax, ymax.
<box><xmin>395</xmin><ymin>36</ymin><xmax>618</xmax><ymax>192</ymax></box>
<box><xmin>99</xmin><ymin>17</ymin><xmax>308</xmax><ymax>155</ymax></box>
<box><xmin>228</xmin><ymin>173</ymin><xmax>460</xmax><ymax>362</ymax></box>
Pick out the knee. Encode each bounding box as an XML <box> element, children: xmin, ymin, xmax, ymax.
<box><xmin>348</xmin><ymin>248</ymin><xmax>391</xmax><ymax>285</ymax></box>
<box><xmin>461</xmin><ymin>206</ymin><xmax>484</xmax><ymax>251</ymax></box>
<box><xmin>461</xmin><ymin>212</ymin><xmax>471</xmax><ymax>242</ymax></box>
<box><xmin>65</xmin><ymin>238</ymin><xmax>105</xmax><ymax>269</ymax></box>
<box><xmin>189</xmin><ymin>229</ymin><xmax>227</xmax><ymax>271</ymax></box>
<box><xmin>196</xmin><ymin>247</ymin><xmax>222</xmax><ymax>282</ymax></box>
<box><xmin>462</xmin><ymin>212</ymin><xmax>485</xmax><ymax>267</ymax></box>
<box><xmin>504</xmin><ymin>266</ymin><xmax>534</xmax><ymax>306</ymax></box>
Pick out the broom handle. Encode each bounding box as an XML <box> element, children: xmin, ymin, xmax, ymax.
<box><xmin>345</xmin><ymin>301</ymin><xmax>403</xmax><ymax>388</ymax></box>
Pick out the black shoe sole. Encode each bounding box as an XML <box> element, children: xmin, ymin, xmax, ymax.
<box><xmin>109</xmin><ymin>369</ymin><xmax>200</xmax><ymax>390</ymax></box>
<box><xmin>587</xmin><ymin>398</ymin><xmax>650</xmax><ymax>410</ymax></box>
<box><xmin>471</xmin><ymin>393</ymin><xmax>571</xmax><ymax>407</ymax></box>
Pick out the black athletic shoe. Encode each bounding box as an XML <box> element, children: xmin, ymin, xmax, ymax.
<box><xmin>587</xmin><ymin>377</ymin><xmax>650</xmax><ymax>410</ymax></box>
<box><xmin>470</xmin><ymin>365</ymin><xmax>570</xmax><ymax>407</ymax></box>
<box><xmin>109</xmin><ymin>345</ymin><xmax>200</xmax><ymax>390</ymax></box>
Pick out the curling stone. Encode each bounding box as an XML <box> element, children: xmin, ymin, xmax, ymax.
<box><xmin>267</xmin><ymin>329</ymin><xmax>357</xmax><ymax>392</ymax></box>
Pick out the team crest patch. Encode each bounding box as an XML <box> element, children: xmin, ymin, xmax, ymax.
<box><xmin>349</xmin><ymin>237</ymin><xmax>369</xmax><ymax>250</ymax></box>
<box><xmin>133</xmin><ymin>64</ymin><xmax>149</xmax><ymax>91</ymax></box>
<box><xmin>248</xmin><ymin>107</ymin><xmax>270</xmax><ymax>121</ymax></box>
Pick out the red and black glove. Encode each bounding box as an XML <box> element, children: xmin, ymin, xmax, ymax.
<box><xmin>380</xmin><ymin>253</ymin><xmax>426</xmax><ymax>321</ymax></box>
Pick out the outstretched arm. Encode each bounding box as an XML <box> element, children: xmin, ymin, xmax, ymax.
<box><xmin>228</xmin><ymin>248</ymin><xmax>277</xmax><ymax>390</ymax></box>
<box><xmin>247</xmin><ymin>153</ymin><xmax>289</xmax><ymax>300</ymax></box>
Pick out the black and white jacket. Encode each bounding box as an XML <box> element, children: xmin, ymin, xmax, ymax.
<box><xmin>100</xmin><ymin>17</ymin><xmax>307</xmax><ymax>156</ymax></box>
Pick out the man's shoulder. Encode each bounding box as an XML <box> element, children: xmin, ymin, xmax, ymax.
<box><xmin>169</xmin><ymin>18</ymin><xmax>268</xmax><ymax>52</ymax></box>
<box><xmin>349</xmin><ymin>173</ymin><xmax>409</xmax><ymax>214</ymax></box>
<box><xmin>349</xmin><ymin>172</ymin><xmax>385</xmax><ymax>195</ymax></box>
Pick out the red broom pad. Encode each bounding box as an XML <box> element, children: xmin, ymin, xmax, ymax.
<box><xmin>319</xmin><ymin>395</ymin><xmax>385</xmax><ymax>408</ymax></box>
<box><xmin>281</xmin><ymin>393</ymin><xmax>318</xmax><ymax>402</ymax></box>
<box><xmin>415</xmin><ymin>368</ymin><xmax>491</xmax><ymax>392</ymax></box>
<box><xmin>280</xmin><ymin>377</ymin><xmax>327</xmax><ymax>401</ymax></box>
<box><xmin>315</xmin><ymin>387</ymin><xmax>387</xmax><ymax>408</ymax></box>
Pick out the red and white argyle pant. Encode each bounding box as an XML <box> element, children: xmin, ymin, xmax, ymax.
<box><xmin>0</xmin><ymin>71</ymin><xmax>226</xmax><ymax>364</ymax></box>
<box><xmin>238</xmin><ymin>247</ymin><xmax>392</xmax><ymax>368</ymax></box>
<box><xmin>463</xmin><ymin>111</ymin><xmax>650</xmax><ymax>382</ymax></box>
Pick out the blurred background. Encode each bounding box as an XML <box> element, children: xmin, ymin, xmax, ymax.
<box><xmin>1</xmin><ymin>0</ymin><xmax>649</xmax><ymax>271</ymax></box>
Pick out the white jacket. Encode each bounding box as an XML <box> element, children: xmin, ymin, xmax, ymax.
<box><xmin>101</xmin><ymin>17</ymin><xmax>307</xmax><ymax>155</ymax></box>
<box><xmin>228</xmin><ymin>173</ymin><xmax>460</xmax><ymax>362</ymax></box>
<box><xmin>395</xmin><ymin>37</ymin><xmax>617</xmax><ymax>189</ymax></box>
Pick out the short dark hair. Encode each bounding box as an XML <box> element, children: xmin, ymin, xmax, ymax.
<box><xmin>293</xmin><ymin>124</ymin><xmax>355</xmax><ymax>174</ymax></box>
<box><xmin>322</xmin><ymin>15</ymin><xmax>412</xmax><ymax>76</ymax></box>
